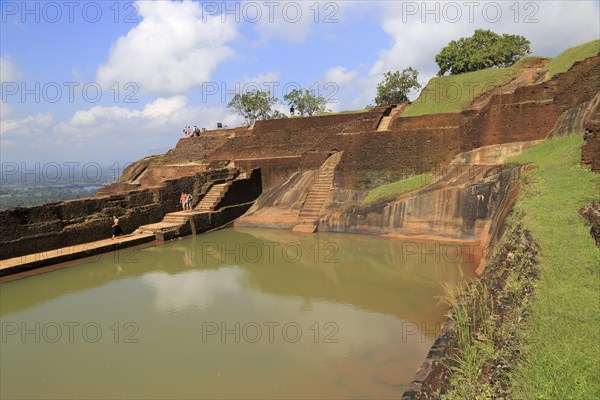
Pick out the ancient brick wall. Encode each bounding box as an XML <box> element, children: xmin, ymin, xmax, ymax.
<box><xmin>211</xmin><ymin>56</ymin><xmax>598</xmax><ymax>191</ymax></box>
<box><xmin>137</xmin><ymin>164</ymin><xmax>208</xmax><ymax>188</ymax></box>
<box><xmin>160</xmin><ymin>135</ymin><xmax>230</xmax><ymax>164</ymax></box>
<box><xmin>252</xmin><ymin>110</ymin><xmax>382</xmax><ymax>135</ymax></box>
<box><xmin>391</xmin><ymin>113</ymin><xmax>461</xmax><ymax>130</ymax></box>
<box><xmin>336</xmin><ymin>128</ymin><xmax>462</xmax><ymax>189</ymax></box>
<box><xmin>582</xmin><ymin>119</ymin><xmax>600</xmax><ymax>173</ymax></box>
<box><xmin>0</xmin><ymin>169</ymin><xmax>231</xmax><ymax>260</ymax></box>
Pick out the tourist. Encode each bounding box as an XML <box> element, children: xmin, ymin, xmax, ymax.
<box><xmin>186</xmin><ymin>192</ymin><xmax>193</xmax><ymax>211</ymax></box>
<box><xmin>187</xmin><ymin>126</ymin><xmax>191</xmax><ymax>136</ymax></box>
<box><xmin>180</xmin><ymin>192</ymin><xmax>187</xmax><ymax>210</ymax></box>
<box><xmin>193</xmin><ymin>126</ymin><xmax>200</xmax><ymax>136</ymax></box>
<box><xmin>112</xmin><ymin>215</ymin><xmax>123</xmax><ymax>239</ymax></box>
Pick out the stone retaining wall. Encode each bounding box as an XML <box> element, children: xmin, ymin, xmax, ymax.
<box><xmin>0</xmin><ymin>169</ymin><xmax>233</xmax><ymax>260</ymax></box>
<box><xmin>581</xmin><ymin>118</ymin><xmax>600</xmax><ymax>173</ymax></box>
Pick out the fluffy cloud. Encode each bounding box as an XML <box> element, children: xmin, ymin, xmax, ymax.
<box><xmin>97</xmin><ymin>0</ymin><xmax>238</xmax><ymax>96</ymax></box>
<box><xmin>374</xmin><ymin>0</ymin><xmax>599</xmax><ymax>77</ymax></box>
<box><xmin>252</xmin><ymin>1</ymin><xmax>365</xmax><ymax>44</ymax></box>
<box><xmin>1</xmin><ymin>96</ymin><xmax>241</xmax><ymax>163</ymax></box>
<box><xmin>252</xmin><ymin>1</ymin><xmax>322</xmax><ymax>44</ymax></box>
<box><xmin>0</xmin><ymin>57</ymin><xmax>21</xmax><ymax>83</ymax></box>
<box><xmin>0</xmin><ymin>111</ymin><xmax>53</xmax><ymax>139</ymax></box>
<box><xmin>328</xmin><ymin>0</ymin><xmax>600</xmax><ymax>111</ymax></box>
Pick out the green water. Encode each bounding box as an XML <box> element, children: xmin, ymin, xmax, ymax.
<box><xmin>0</xmin><ymin>228</ymin><xmax>478</xmax><ymax>399</ymax></box>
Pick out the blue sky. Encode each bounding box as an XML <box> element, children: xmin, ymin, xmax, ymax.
<box><xmin>1</xmin><ymin>0</ymin><xmax>599</xmax><ymax>168</ymax></box>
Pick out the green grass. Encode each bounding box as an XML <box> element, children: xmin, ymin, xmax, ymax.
<box><xmin>543</xmin><ymin>40</ymin><xmax>600</xmax><ymax>81</ymax></box>
<box><xmin>441</xmin><ymin>280</ymin><xmax>497</xmax><ymax>399</ymax></box>
<box><xmin>362</xmin><ymin>173</ymin><xmax>432</xmax><ymax>205</ymax></box>
<box><xmin>505</xmin><ymin>135</ymin><xmax>600</xmax><ymax>399</ymax></box>
<box><xmin>403</xmin><ymin>66</ymin><xmax>520</xmax><ymax>117</ymax></box>
<box><xmin>403</xmin><ymin>40</ymin><xmax>599</xmax><ymax>117</ymax></box>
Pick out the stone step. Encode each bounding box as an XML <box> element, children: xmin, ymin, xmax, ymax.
<box><xmin>291</xmin><ymin>222</ymin><xmax>318</xmax><ymax>233</ymax></box>
<box><xmin>296</xmin><ymin>151</ymin><xmax>342</xmax><ymax>231</ymax></box>
<box><xmin>299</xmin><ymin>213</ymin><xmax>321</xmax><ymax>218</ymax></box>
<box><xmin>306</xmin><ymin>192</ymin><xmax>328</xmax><ymax>197</ymax></box>
<box><xmin>301</xmin><ymin>207</ymin><xmax>322</xmax><ymax>212</ymax></box>
<box><xmin>307</xmin><ymin>191</ymin><xmax>328</xmax><ymax>195</ymax></box>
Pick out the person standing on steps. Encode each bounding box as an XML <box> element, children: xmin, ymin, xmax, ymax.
<box><xmin>112</xmin><ymin>215</ymin><xmax>123</xmax><ymax>239</ymax></box>
<box><xmin>180</xmin><ymin>192</ymin><xmax>187</xmax><ymax>210</ymax></box>
<box><xmin>186</xmin><ymin>192</ymin><xmax>193</xmax><ymax>211</ymax></box>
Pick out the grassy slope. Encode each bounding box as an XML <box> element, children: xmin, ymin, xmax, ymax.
<box><xmin>543</xmin><ymin>40</ymin><xmax>600</xmax><ymax>81</ymax></box>
<box><xmin>403</xmin><ymin>64</ymin><xmax>520</xmax><ymax>117</ymax></box>
<box><xmin>403</xmin><ymin>39</ymin><xmax>599</xmax><ymax>118</ymax></box>
<box><xmin>362</xmin><ymin>173</ymin><xmax>432</xmax><ymax>205</ymax></box>
<box><xmin>506</xmin><ymin>135</ymin><xmax>600</xmax><ymax>399</ymax></box>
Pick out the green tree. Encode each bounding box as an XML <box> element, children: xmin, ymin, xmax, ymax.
<box><xmin>283</xmin><ymin>88</ymin><xmax>329</xmax><ymax>116</ymax></box>
<box><xmin>374</xmin><ymin>67</ymin><xmax>421</xmax><ymax>105</ymax></box>
<box><xmin>227</xmin><ymin>90</ymin><xmax>284</xmax><ymax>125</ymax></box>
<box><xmin>435</xmin><ymin>29</ymin><xmax>531</xmax><ymax>75</ymax></box>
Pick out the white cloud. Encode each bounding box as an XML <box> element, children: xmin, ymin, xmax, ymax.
<box><xmin>54</xmin><ymin>95</ymin><xmax>238</xmax><ymax>143</ymax></box>
<box><xmin>143</xmin><ymin>268</ymin><xmax>243</xmax><ymax>312</ymax></box>
<box><xmin>0</xmin><ymin>56</ymin><xmax>21</xmax><ymax>83</ymax></box>
<box><xmin>252</xmin><ymin>1</ymin><xmax>364</xmax><ymax>44</ymax></box>
<box><xmin>324</xmin><ymin>66</ymin><xmax>358</xmax><ymax>86</ymax></box>
<box><xmin>0</xmin><ymin>112</ymin><xmax>53</xmax><ymax>138</ymax></box>
<box><xmin>252</xmin><ymin>1</ymin><xmax>319</xmax><ymax>44</ymax></box>
<box><xmin>328</xmin><ymin>0</ymin><xmax>600</xmax><ymax>111</ymax></box>
<box><xmin>322</xmin><ymin>66</ymin><xmax>367</xmax><ymax>111</ymax></box>
<box><xmin>1</xmin><ymin>96</ymin><xmax>242</xmax><ymax>163</ymax></box>
<box><xmin>0</xmin><ymin>112</ymin><xmax>54</xmax><ymax>154</ymax></box>
<box><xmin>97</xmin><ymin>0</ymin><xmax>238</xmax><ymax>96</ymax></box>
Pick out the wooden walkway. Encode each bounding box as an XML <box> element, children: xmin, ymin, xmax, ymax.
<box><xmin>0</xmin><ymin>233</ymin><xmax>155</xmax><ymax>278</ymax></box>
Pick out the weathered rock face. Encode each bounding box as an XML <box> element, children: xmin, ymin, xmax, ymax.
<box><xmin>581</xmin><ymin>118</ymin><xmax>600</xmax><ymax>173</ymax></box>
<box><xmin>548</xmin><ymin>93</ymin><xmax>600</xmax><ymax>138</ymax></box>
<box><xmin>236</xmin><ymin>170</ymin><xmax>316</xmax><ymax>229</ymax></box>
<box><xmin>236</xmin><ymin>141</ymin><xmax>537</xmax><ymax>267</ymax></box>
<box><xmin>320</xmin><ymin>165</ymin><xmax>521</xmax><ymax>241</ymax></box>
<box><xmin>579</xmin><ymin>202</ymin><xmax>600</xmax><ymax>246</ymax></box>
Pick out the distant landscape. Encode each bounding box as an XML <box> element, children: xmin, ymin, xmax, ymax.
<box><xmin>0</xmin><ymin>167</ymin><xmax>117</xmax><ymax>209</ymax></box>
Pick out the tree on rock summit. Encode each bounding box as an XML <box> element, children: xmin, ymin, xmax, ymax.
<box><xmin>435</xmin><ymin>29</ymin><xmax>531</xmax><ymax>75</ymax></box>
<box><xmin>227</xmin><ymin>90</ymin><xmax>286</xmax><ymax>125</ymax></box>
<box><xmin>283</xmin><ymin>88</ymin><xmax>329</xmax><ymax>116</ymax></box>
<box><xmin>374</xmin><ymin>67</ymin><xmax>421</xmax><ymax>105</ymax></box>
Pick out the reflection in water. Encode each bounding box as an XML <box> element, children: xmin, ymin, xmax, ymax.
<box><xmin>0</xmin><ymin>228</ymin><xmax>477</xmax><ymax>399</ymax></box>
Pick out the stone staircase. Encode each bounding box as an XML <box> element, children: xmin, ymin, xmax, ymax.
<box><xmin>292</xmin><ymin>152</ymin><xmax>343</xmax><ymax>233</ymax></box>
<box><xmin>195</xmin><ymin>182</ymin><xmax>230</xmax><ymax>212</ymax></box>
<box><xmin>135</xmin><ymin>178</ymin><xmax>232</xmax><ymax>235</ymax></box>
<box><xmin>376</xmin><ymin>104</ymin><xmax>403</xmax><ymax>131</ymax></box>
<box><xmin>135</xmin><ymin>211</ymin><xmax>191</xmax><ymax>235</ymax></box>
